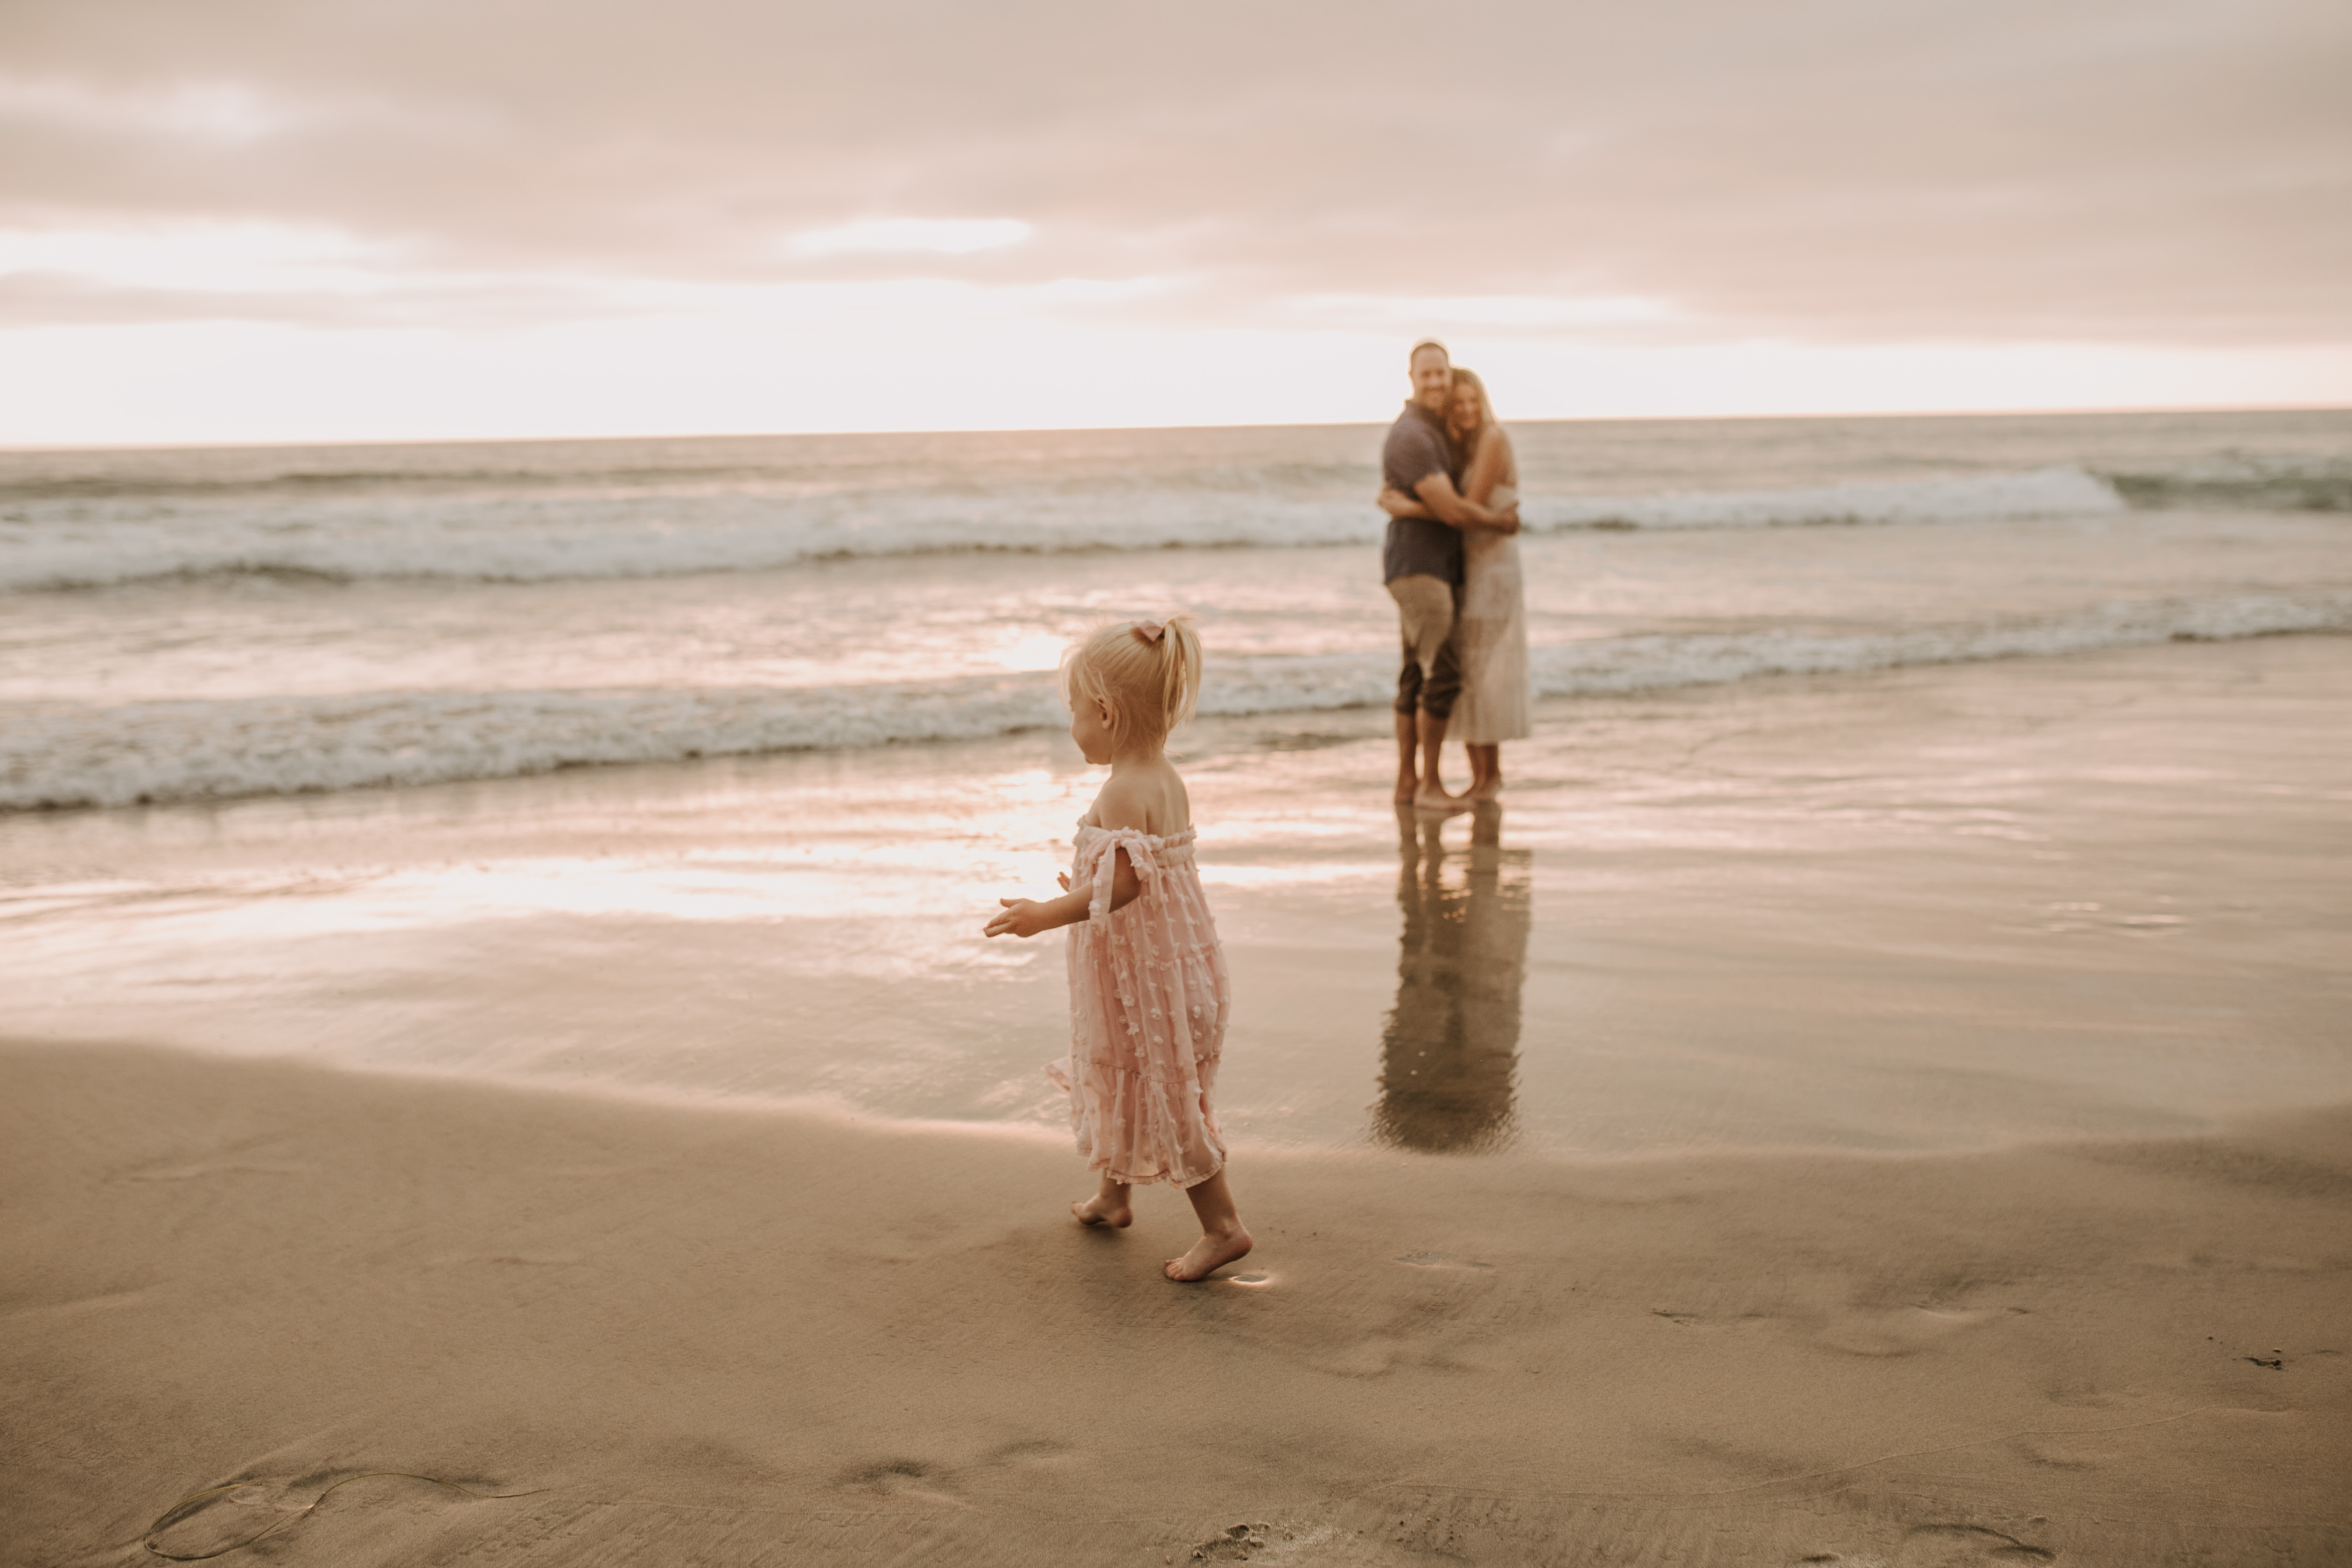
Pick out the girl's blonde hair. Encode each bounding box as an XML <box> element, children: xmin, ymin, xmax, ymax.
<box><xmin>1061</xmin><ymin>614</ymin><xmax>1203</xmax><ymax>749</ymax></box>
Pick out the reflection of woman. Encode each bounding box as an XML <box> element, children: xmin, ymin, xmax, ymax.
<box><xmin>1381</xmin><ymin>369</ymin><xmax>1528</xmax><ymax>799</ymax></box>
<box><xmin>1373</xmin><ymin>803</ymin><xmax>1531</xmax><ymax>1153</ymax></box>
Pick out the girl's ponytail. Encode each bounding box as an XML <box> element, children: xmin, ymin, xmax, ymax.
<box><xmin>1064</xmin><ymin>613</ymin><xmax>1204</xmax><ymax>750</ymax></box>
<box><xmin>1155</xmin><ymin>614</ymin><xmax>1202</xmax><ymax>735</ymax></box>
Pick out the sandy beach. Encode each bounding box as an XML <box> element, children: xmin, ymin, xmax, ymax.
<box><xmin>6</xmin><ymin>0</ymin><xmax>2346</xmax><ymax>1547</ymax></box>
<box><xmin>4</xmin><ymin>634</ymin><xmax>2350</xmax><ymax>1564</ymax></box>
<box><xmin>5</xmin><ymin>1041</ymin><xmax>2348</xmax><ymax>1566</ymax></box>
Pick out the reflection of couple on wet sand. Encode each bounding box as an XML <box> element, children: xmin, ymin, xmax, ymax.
<box><xmin>1378</xmin><ymin>803</ymin><xmax>1531</xmax><ymax>1153</ymax></box>
<box><xmin>1380</xmin><ymin>338</ymin><xmax>1530</xmax><ymax>811</ymax></box>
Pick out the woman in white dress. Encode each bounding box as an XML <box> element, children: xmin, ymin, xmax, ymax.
<box><xmin>1381</xmin><ymin>367</ymin><xmax>1527</xmax><ymax>799</ymax></box>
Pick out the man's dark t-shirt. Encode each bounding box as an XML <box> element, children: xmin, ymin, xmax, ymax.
<box><xmin>1381</xmin><ymin>399</ymin><xmax>1461</xmax><ymax>585</ymax></box>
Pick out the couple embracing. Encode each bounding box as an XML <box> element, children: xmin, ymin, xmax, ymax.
<box><xmin>1380</xmin><ymin>339</ymin><xmax>1530</xmax><ymax>810</ymax></box>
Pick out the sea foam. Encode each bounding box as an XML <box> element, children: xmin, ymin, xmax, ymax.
<box><xmin>8</xmin><ymin>590</ymin><xmax>2341</xmax><ymax>811</ymax></box>
<box><xmin>0</xmin><ymin>464</ymin><xmax>2127</xmax><ymax>594</ymax></box>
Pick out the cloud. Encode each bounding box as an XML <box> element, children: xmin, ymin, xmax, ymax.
<box><xmin>0</xmin><ymin>73</ymin><xmax>304</xmax><ymax>144</ymax></box>
<box><xmin>1292</xmin><ymin>294</ymin><xmax>1680</xmax><ymax>331</ymax></box>
<box><xmin>4</xmin><ymin>2</ymin><xmax>2344</xmax><ymax>325</ymax></box>
<box><xmin>0</xmin><ymin>0</ymin><xmax>2344</xmax><ymax>437</ymax></box>
<box><xmin>0</xmin><ymin>219</ymin><xmax>390</xmax><ymax>294</ymax></box>
<box><xmin>786</xmin><ymin>218</ymin><xmax>1032</xmax><ymax>259</ymax></box>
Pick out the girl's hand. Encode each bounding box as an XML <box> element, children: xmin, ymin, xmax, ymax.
<box><xmin>1057</xmin><ymin>873</ymin><xmax>1071</xmax><ymax>892</ymax></box>
<box><xmin>984</xmin><ymin>897</ymin><xmax>1050</xmax><ymax>938</ymax></box>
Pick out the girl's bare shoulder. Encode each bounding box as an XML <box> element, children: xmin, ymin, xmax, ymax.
<box><xmin>1091</xmin><ymin>764</ymin><xmax>1190</xmax><ymax>836</ymax></box>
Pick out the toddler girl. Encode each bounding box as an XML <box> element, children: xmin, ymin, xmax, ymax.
<box><xmin>983</xmin><ymin>616</ymin><xmax>1252</xmax><ymax>1282</ymax></box>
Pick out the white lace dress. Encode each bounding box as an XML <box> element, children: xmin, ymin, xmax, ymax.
<box><xmin>1043</xmin><ymin>820</ymin><xmax>1232</xmax><ymax>1189</ymax></box>
<box><xmin>1453</xmin><ymin>483</ymin><xmax>1530</xmax><ymax>743</ymax></box>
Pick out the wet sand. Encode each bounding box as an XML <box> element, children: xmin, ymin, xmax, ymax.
<box><xmin>4</xmin><ymin>636</ymin><xmax>2350</xmax><ymax>1562</ymax></box>
<box><xmin>4</xmin><ymin>634</ymin><xmax>2349</xmax><ymax>1157</ymax></box>
<box><xmin>4</xmin><ymin>1039</ymin><xmax>2348</xmax><ymax>1566</ymax></box>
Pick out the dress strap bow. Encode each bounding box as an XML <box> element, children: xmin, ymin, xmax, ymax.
<box><xmin>1082</xmin><ymin>827</ymin><xmax>1166</xmax><ymax>923</ymax></box>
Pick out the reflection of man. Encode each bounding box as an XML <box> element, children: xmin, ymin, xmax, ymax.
<box><xmin>1383</xmin><ymin>340</ymin><xmax>1519</xmax><ymax>808</ymax></box>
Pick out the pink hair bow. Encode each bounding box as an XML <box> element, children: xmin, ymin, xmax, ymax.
<box><xmin>1132</xmin><ymin>618</ymin><xmax>1165</xmax><ymax>644</ymax></box>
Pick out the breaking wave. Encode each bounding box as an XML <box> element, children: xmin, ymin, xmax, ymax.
<box><xmin>0</xmin><ymin>465</ymin><xmax>2133</xmax><ymax>594</ymax></box>
<box><xmin>2100</xmin><ymin>454</ymin><xmax>2352</xmax><ymax>515</ymax></box>
<box><xmin>9</xmin><ymin>590</ymin><xmax>2343</xmax><ymax>811</ymax></box>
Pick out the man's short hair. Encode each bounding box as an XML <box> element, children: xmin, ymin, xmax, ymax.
<box><xmin>1408</xmin><ymin>339</ymin><xmax>1449</xmax><ymax>368</ymax></box>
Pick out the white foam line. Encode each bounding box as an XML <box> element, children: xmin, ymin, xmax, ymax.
<box><xmin>0</xmin><ymin>466</ymin><xmax>2131</xmax><ymax>594</ymax></box>
<box><xmin>6</xmin><ymin>593</ymin><xmax>2344</xmax><ymax>812</ymax></box>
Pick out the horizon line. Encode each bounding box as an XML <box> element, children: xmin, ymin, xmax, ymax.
<box><xmin>4</xmin><ymin>399</ymin><xmax>2346</xmax><ymax>455</ymax></box>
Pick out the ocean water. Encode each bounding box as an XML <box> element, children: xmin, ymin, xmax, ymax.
<box><xmin>4</xmin><ymin>411</ymin><xmax>2350</xmax><ymax>1155</ymax></box>
<box><xmin>7</xmin><ymin>408</ymin><xmax>2350</xmax><ymax>813</ymax></box>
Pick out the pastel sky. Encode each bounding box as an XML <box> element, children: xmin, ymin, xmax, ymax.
<box><xmin>3</xmin><ymin>0</ymin><xmax>2347</xmax><ymax>443</ymax></box>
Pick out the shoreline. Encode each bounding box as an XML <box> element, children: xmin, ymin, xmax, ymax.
<box><xmin>5</xmin><ymin>1038</ymin><xmax>2347</xmax><ymax>1565</ymax></box>
<box><xmin>5</xmin><ymin>633</ymin><xmax>2349</xmax><ymax>1161</ymax></box>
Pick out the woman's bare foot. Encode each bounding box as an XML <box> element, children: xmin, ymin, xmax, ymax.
<box><xmin>1468</xmin><ymin>777</ymin><xmax>1503</xmax><ymax>801</ymax></box>
<box><xmin>1164</xmin><ymin>1225</ymin><xmax>1253</xmax><ymax>1281</ymax></box>
<box><xmin>1413</xmin><ymin>786</ymin><xmax>1470</xmax><ymax>815</ymax></box>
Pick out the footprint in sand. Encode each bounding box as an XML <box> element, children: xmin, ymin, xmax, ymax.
<box><xmin>840</xmin><ymin>1458</ymin><xmax>967</xmax><ymax>1507</ymax></box>
<box><xmin>146</xmin><ymin>1477</ymin><xmax>315</xmax><ymax>1561</ymax></box>
<box><xmin>1893</xmin><ymin>1523</ymin><xmax>2055</xmax><ymax>1565</ymax></box>
<box><xmin>1815</xmin><ymin>1306</ymin><xmax>1995</xmax><ymax>1358</ymax></box>
<box><xmin>1799</xmin><ymin>1524</ymin><xmax>2053</xmax><ymax>1567</ymax></box>
<box><xmin>144</xmin><ymin>1470</ymin><xmax>539</xmax><ymax>1560</ymax></box>
<box><xmin>986</xmin><ymin>1438</ymin><xmax>1078</xmax><ymax>1470</ymax></box>
<box><xmin>1179</xmin><ymin>1522</ymin><xmax>1411</xmax><ymax>1566</ymax></box>
<box><xmin>839</xmin><ymin>1441</ymin><xmax>1084</xmax><ymax>1508</ymax></box>
<box><xmin>1183</xmin><ymin>1521</ymin><xmax>1275</xmax><ymax>1561</ymax></box>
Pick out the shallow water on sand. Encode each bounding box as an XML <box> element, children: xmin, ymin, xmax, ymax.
<box><xmin>5</xmin><ymin>636</ymin><xmax>2346</xmax><ymax>1158</ymax></box>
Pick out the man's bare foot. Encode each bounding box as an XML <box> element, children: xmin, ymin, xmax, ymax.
<box><xmin>1413</xmin><ymin>787</ymin><xmax>1470</xmax><ymax>815</ymax></box>
<box><xmin>1072</xmin><ymin>1194</ymin><xmax>1132</xmax><ymax>1227</ymax></box>
<box><xmin>1164</xmin><ymin>1225</ymin><xmax>1253</xmax><ymax>1281</ymax></box>
<box><xmin>1469</xmin><ymin>778</ymin><xmax>1503</xmax><ymax>801</ymax></box>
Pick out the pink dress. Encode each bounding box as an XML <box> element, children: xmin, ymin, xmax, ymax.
<box><xmin>1043</xmin><ymin>819</ymin><xmax>1232</xmax><ymax>1189</ymax></box>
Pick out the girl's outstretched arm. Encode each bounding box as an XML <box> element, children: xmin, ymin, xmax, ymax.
<box><xmin>982</xmin><ymin>852</ymin><xmax>1141</xmax><ymax>938</ymax></box>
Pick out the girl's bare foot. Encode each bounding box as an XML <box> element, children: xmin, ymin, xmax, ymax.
<box><xmin>1413</xmin><ymin>787</ymin><xmax>1470</xmax><ymax>815</ymax></box>
<box><xmin>1164</xmin><ymin>1225</ymin><xmax>1252</xmax><ymax>1281</ymax></box>
<box><xmin>1072</xmin><ymin>1176</ymin><xmax>1133</xmax><ymax>1227</ymax></box>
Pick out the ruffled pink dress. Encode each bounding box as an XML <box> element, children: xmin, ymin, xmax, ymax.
<box><xmin>1043</xmin><ymin>819</ymin><xmax>1232</xmax><ymax>1189</ymax></box>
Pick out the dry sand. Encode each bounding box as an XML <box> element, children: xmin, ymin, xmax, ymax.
<box><xmin>5</xmin><ymin>1040</ymin><xmax>2347</xmax><ymax>1567</ymax></box>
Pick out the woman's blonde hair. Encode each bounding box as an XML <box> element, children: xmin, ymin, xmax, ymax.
<box><xmin>1061</xmin><ymin>614</ymin><xmax>1203</xmax><ymax>749</ymax></box>
<box><xmin>1449</xmin><ymin>366</ymin><xmax>1494</xmax><ymax>446</ymax></box>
